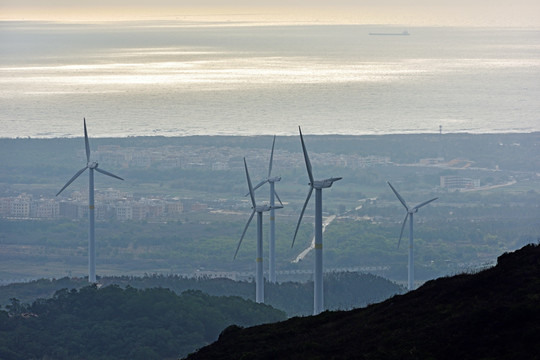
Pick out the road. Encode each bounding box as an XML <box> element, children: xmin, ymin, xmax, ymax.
<box><xmin>292</xmin><ymin>215</ymin><xmax>337</xmax><ymax>263</ymax></box>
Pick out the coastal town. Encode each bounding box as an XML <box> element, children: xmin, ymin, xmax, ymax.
<box><xmin>0</xmin><ymin>141</ymin><xmax>492</xmax><ymax>222</ymax></box>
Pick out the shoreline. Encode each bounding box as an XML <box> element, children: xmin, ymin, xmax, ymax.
<box><xmin>1</xmin><ymin>130</ymin><xmax>539</xmax><ymax>141</ymax></box>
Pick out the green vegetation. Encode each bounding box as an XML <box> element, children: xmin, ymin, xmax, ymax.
<box><xmin>0</xmin><ymin>285</ymin><xmax>286</xmax><ymax>360</ymax></box>
<box><xmin>1</xmin><ymin>133</ymin><xmax>539</xmax><ymax>201</ymax></box>
<box><xmin>0</xmin><ymin>134</ymin><xmax>538</xmax><ymax>358</ymax></box>
<box><xmin>0</xmin><ymin>272</ymin><xmax>404</xmax><ymax>317</ymax></box>
<box><xmin>184</xmin><ymin>244</ymin><xmax>540</xmax><ymax>359</ymax></box>
<box><xmin>1</xmin><ymin>134</ymin><xmax>539</xmax><ymax>320</ymax></box>
<box><xmin>1</xmin><ymin>206</ymin><xmax>537</xmax><ymax>285</ymax></box>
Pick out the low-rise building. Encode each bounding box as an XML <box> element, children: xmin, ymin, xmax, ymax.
<box><xmin>11</xmin><ymin>194</ymin><xmax>32</xmax><ymax>217</ymax></box>
<box><xmin>116</xmin><ymin>202</ymin><xmax>133</xmax><ymax>221</ymax></box>
<box><xmin>35</xmin><ymin>199</ymin><xmax>60</xmax><ymax>218</ymax></box>
<box><xmin>440</xmin><ymin>175</ymin><xmax>480</xmax><ymax>190</ymax></box>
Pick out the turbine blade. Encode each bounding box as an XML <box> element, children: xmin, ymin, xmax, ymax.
<box><xmin>398</xmin><ymin>213</ymin><xmax>409</xmax><ymax>249</ymax></box>
<box><xmin>244</xmin><ymin>158</ymin><xmax>256</xmax><ymax>208</ymax></box>
<box><xmin>84</xmin><ymin>118</ymin><xmax>90</xmax><ymax>163</ymax></box>
<box><xmin>234</xmin><ymin>210</ymin><xmax>255</xmax><ymax>259</ymax></box>
<box><xmin>292</xmin><ymin>186</ymin><xmax>313</xmax><ymax>248</ymax></box>
<box><xmin>274</xmin><ymin>190</ymin><xmax>283</xmax><ymax>207</ymax></box>
<box><xmin>95</xmin><ymin>167</ymin><xmax>124</xmax><ymax>181</ymax></box>
<box><xmin>56</xmin><ymin>166</ymin><xmax>88</xmax><ymax>196</ymax></box>
<box><xmin>268</xmin><ymin>135</ymin><xmax>276</xmax><ymax>178</ymax></box>
<box><xmin>413</xmin><ymin>197</ymin><xmax>438</xmax><ymax>211</ymax></box>
<box><xmin>244</xmin><ymin>179</ymin><xmax>267</xmax><ymax>197</ymax></box>
<box><xmin>387</xmin><ymin>181</ymin><xmax>408</xmax><ymax>210</ymax></box>
<box><xmin>299</xmin><ymin>126</ymin><xmax>314</xmax><ymax>185</ymax></box>
<box><xmin>252</xmin><ymin>179</ymin><xmax>269</xmax><ymax>192</ymax></box>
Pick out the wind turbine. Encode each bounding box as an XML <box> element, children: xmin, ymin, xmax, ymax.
<box><xmin>249</xmin><ymin>135</ymin><xmax>283</xmax><ymax>283</ymax></box>
<box><xmin>235</xmin><ymin>158</ymin><xmax>282</xmax><ymax>303</ymax></box>
<box><xmin>292</xmin><ymin>126</ymin><xmax>342</xmax><ymax>315</ymax></box>
<box><xmin>56</xmin><ymin>118</ymin><xmax>124</xmax><ymax>283</ymax></box>
<box><xmin>387</xmin><ymin>181</ymin><xmax>437</xmax><ymax>291</ymax></box>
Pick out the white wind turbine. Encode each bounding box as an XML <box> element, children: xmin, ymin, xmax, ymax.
<box><xmin>56</xmin><ymin>118</ymin><xmax>124</xmax><ymax>283</ymax></box>
<box><xmin>249</xmin><ymin>135</ymin><xmax>283</xmax><ymax>283</ymax></box>
<box><xmin>387</xmin><ymin>181</ymin><xmax>437</xmax><ymax>291</ymax></box>
<box><xmin>235</xmin><ymin>158</ymin><xmax>283</xmax><ymax>303</ymax></box>
<box><xmin>292</xmin><ymin>126</ymin><xmax>342</xmax><ymax>315</ymax></box>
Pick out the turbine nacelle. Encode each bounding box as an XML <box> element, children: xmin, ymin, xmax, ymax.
<box><xmin>253</xmin><ymin>204</ymin><xmax>282</xmax><ymax>213</ymax></box>
<box><xmin>387</xmin><ymin>181</ymin><xmax>437</xmax><ymax>248</ymax></box>
<box><xmin>56</xmin><ymin>120</ymin><xmax>123</xmax><ymax>198</ymax></box>
<box><xmin>235</xmin><ymin>157</ymin><xmax>281</xmax><ymax>260</ymax></box>
<box><xmin>311</xmin><ymin>177</ymin><xmax>342</xmax><ymax>189</ymax></box>
<box><xmin>292</xmin><ymin>126</ymin><xmax>342</xmax><ymax>248</ymax></box>
<box><xmin>55</xmin><ymin>118</ymin><xmax>123</xmax><ymax>283</ymax></box>
<box><xmin>250</xmin><ymin>175</ymin><xmax>282</xmax><ymax>194</ymax></box>
<box><xmin>244</xmin><ymin>136</ymin><xmax>284</xmax><ymax>208</ymax></box>
<box><xmin>267</xmin><ymin>176</ymin><xmax>281</xmax><ymax>183</ymax></box>
<box><xmin>244</xmin><ymin>136</ymin><xmax>283</xmax><ymax>285</ymax></box>
<box><xmin>387</xmin><ymin>181</ymin><xmax>438</xmax><ymax>291</ymax></box>
<box><xmin>295</xmin><ymin>126</ymin><xmax>342</xmax><ymax>314</ymax></box>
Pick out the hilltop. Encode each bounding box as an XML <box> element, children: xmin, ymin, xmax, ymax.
<box><xmin>0</xmin><ymin>286</ymin><xmax>286</xmax><ymax>360</ymax></box>
<box><xmin>185</xmin><ymin>243</ymin><xmax>540</xmax><ymax>360</ymax></box>
<box><xmin>0</xmin><ymin>272</ymin><xmax>404</xmax><ymax>317</ymax></box>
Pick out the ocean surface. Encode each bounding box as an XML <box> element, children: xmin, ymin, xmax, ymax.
<box><xmin>1</xmin><ymin>21</ymin><xmax>539</xmax><ymax>138</ymax></box>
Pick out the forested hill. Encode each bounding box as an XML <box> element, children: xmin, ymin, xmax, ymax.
<box><xmin>185</xmin><ymin>244</ymin><xmax>540</xmax><ymax>360</ymax></box>
<box><xmin>0</xmin><ymin>286</ymin><xmax>286</xmax><ymax>360</ymax></box>
<box><xmin>0</xmin><ymin>272</ymin><xmax>404</xmax><ymax>317</ymax></box>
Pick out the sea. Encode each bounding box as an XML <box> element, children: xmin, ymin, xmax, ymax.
<box><xmin>1</xmin><ymin>21</ymin><xmax>539</xmax><ymax>138</ymax></box>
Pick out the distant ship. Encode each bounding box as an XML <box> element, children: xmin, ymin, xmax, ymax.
<box><xmin>369</xmin><ymin>30</ymin><xmax>410</xmax><ymax>36</ymax></box>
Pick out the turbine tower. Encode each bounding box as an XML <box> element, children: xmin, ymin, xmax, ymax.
<box><xmin>235</xmin><ymin>158</ymin><xmax>282</xmax><ymax>303</ymax></box>
<box><xmin>250</xmin><ymin>135</ymin><xmax>283</xmax><ymax>283</ymax></box>
<box><xmin>387</xmin><ymin>181</ymin><xmax>437</xmax><ymax>291</ymax></box>
<box><xmin>56</xmin><ymin>118</ymin><xmax>124</xmax><ymax>283</ymax></box>
<box><xmin>292</xmin><ymin>126</ymin><xmax>342</xmax><ymax>315</ymax></box>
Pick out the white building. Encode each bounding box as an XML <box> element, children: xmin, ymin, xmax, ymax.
<box><xmin>11</xmin><ymin>194</ymin><xmax>32</xmax><ymax>217</ymax></box>
<box><xmin>440</xmin><ymin>175</ymin><xmax>480</xmax><ymax>190</ymax></box>
<box><xmin>116</xmin><ymin>202</ymin><xmax>133</xmax><ymax>221</ymax></box>
<box><xmin>35</xmin><ymin>199</ymin><xmax>60</xmax><ymax>218</ymax></box>
<box><xmin>0</xmin><ymin>198</ymin><xmax>13</xmax><ymax>216</ymax></box>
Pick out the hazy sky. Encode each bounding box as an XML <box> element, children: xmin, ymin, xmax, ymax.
<box><xmin>2</xmin><ymin>0</ymin><xmax>539</xmax><ymax>26</ymax></box>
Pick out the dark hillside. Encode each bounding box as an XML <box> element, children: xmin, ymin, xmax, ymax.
<box><xmin>185</xmin><ymin>244</ymin><xmax>540</xmax><ymax>360</ymax></box>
